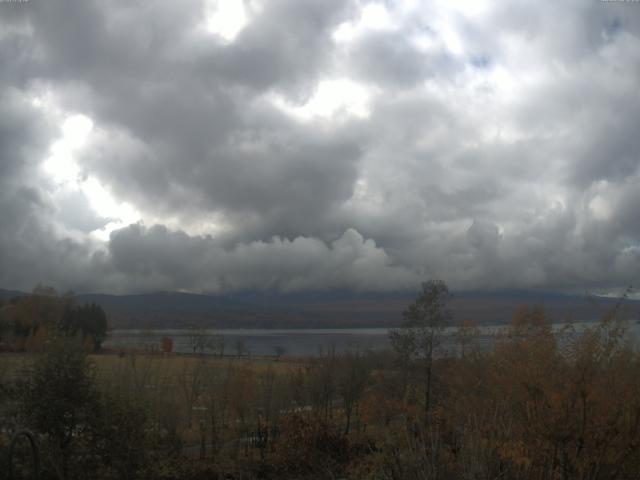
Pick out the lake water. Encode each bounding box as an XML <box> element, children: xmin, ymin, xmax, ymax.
<box><xmin>103</xmin><ymin>321</ymin><xmax>640</xmax><ymax>357</ymax></box>
<box><xmin>104</xmin><ymin>328</ymin><xmax>393</xmax><ymax>357</ymax></box>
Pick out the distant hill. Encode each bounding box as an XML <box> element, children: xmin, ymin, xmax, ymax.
<box><xmin>0</xmin><ymin>289</ymin><xmax>27</xmax><ymax>300</ymax></box>
<box><xmin>1</xmin><ymin>288</ymin><xmax>638</xmax><ymax>329</ymax></box>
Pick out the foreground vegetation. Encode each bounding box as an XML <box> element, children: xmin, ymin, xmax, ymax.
<box><xmin>1</xmin><ymin>284</ymin><xmax>640</xmax><ymax>479</ymax></box>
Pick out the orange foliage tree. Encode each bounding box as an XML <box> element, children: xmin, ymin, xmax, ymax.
<box><xmin>161</xmin><ymin>336</ymin><xmax>173</xmax><ymax>354</ymax></box>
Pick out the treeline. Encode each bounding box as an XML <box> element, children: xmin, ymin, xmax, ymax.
<box><xmin>1</xmin><ymin>282</ymin><xmax>640</xmax><ymax>479</ymax></box>
<box><xmin>0</xmin><ymin>285</ymin><xmax>108</xmax><ymax>352</ymax></box>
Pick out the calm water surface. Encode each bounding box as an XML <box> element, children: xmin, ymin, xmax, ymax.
<box><xmin>104</xmin><ymin>321</ymin><xmax>640</xmax><ymax>357</ymax></box>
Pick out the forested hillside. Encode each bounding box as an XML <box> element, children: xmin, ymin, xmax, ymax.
<box><xmin>3</xmin><ymin>288</ymin><xmax>636</xmax><ymax>329</ymax></box>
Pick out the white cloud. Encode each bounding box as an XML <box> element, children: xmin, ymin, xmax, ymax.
<box><xmin>332</xmin><ymin>2</ymin><xmax>395</xmax><ymax>43</ymax></box>
<box><xmin>203</xmin><ymin>0</ymin><xmax>250</xmax><ymax>42</ymax></box>
<box><xmin>42</xmin><ymin>114</ymin><xmax>92</xmax><ymax>184</ymax></box>
<box><xmin>38</xmin><ymin>108</ymin><xmax>141</xmax><ymax>241</ymax></box>
<box><xmin>270</xmin><ymin>79</ymin><xmax>372</xmax><ymax>120</ymax></box>
<box><xmin>82</xmin><ymin>178</ymin><xmax>141</xmax><ymax>241</ymax></box>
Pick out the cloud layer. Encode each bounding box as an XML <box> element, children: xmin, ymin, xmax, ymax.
<box><xmin>0</xmin><ymin>0</ymin><xmax>639</xmax><ymax>294</ymax></box>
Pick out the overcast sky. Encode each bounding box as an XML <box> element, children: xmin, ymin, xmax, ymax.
<box><xmin>0</xmin><ymin>0</ymin><xmax>639</xmax><ymax>294</ymax></box>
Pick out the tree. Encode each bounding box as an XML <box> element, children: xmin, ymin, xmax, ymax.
<box><xmin>187</xmin><ymin>327</ymin><xmax>215</xmax><ymax>355</ymax></box>
<box><xmin>177</xmin><ymin>357</ymin><xmax>206</xmax><ymax>428</ymax></box>
<box><xmin>270</xmin><ymin>413</ymin><xmax>349</xmax><ymax>478</ymax></box>
<box><xmin>18</xmin><ymin>336</ymin><xmax>99</xmax><ymax>480</ymax></box>
<box><xmin>58</xmin><ymin>300</ymin><xmax>108</xmax><ymax>351</ymax></box>
<box><xmin>388</xmin><ymin>328</ymin><xmax>414</xmax><ymax>399</ymax></box>
<box><xmin>161</xmin><ymin>336</ymin><xmax>173</xmax><ymax>354</ymax></box>
<box><xmin>273</xmin><ymin>345</ymin><xmax>286</xmax><ymax>360</ymax></box>
<box><xmin>455</xmin><ymin>319</ymin><xmax>481</xmax><ymax>358</ymax></box>
<box><xmin>91</xmin><ymin>392</ymin><xmax>148</xmax><ymax>480</ymax></box>
<box><xmin>212</xmin><ymin>333</ymin><xmax>225</xmax><ymax>357</ymax></box>
<box><xmin>202</xmin><ymin>364</ymin><xmax>231</xmax><ymax>458</ymax></box>
<box><xmin>235</xmin><ymin>339</ymin><xmax>246</xmax><ymax>358</ymax></box>
<box><xmin>338</xmin><ymin>350</ymin><xmax>371</xmax><ymax>434</ymax></box>
<box><xmin>389</xmin><ymin>280</ymin><xmax>451</xmax><ymax>425</ymax></box>
<box><xmin>12</xmin><ymin>287</ymin><xmax>70</xmax><ymax>346</ymax></box>
<box><xmin>82</xmin><ymin>303</ymin><xmax>108</xmax><ymax>350</ymax></box>
<box><xmin>306</xmin><ymin>352</ymin><xmax>338</xmax><ymax>424</ymax></box>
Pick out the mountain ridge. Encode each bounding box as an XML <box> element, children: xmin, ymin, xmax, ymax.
<box><xmin>2</xmin><ymin>288</ymin><xmax>638</xmax><ymax>329</ymax></box>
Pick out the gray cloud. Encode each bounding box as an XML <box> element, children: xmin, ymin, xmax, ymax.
<box><xmin>0</xmin><ymin>89</ymin><xmax>52</xmax><ymax>179</ymax></box>
<box><xmin>347</xmin><ymin>31</ymin><xmax>456</xmax><ymax>88</ymax></box>
<box><xmin>107</xmin><ymin>224</ymin><xmax>417</xmax><ymax>293</ymax></box>
<box><xmin>209</xmin><ymin>0</ymin><xmax>353</xmax><ymax>95</ymax></box>
<box><xmin>0</xmin><ymin>0</ymin><xmax>639</xmax><ymax>294</ymax></box>
<box><xmin>0</xmin><ymin>48</ymin><xmax>110</xmax><ymax>292</ymax></box>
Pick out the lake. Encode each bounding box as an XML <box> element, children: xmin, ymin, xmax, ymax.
<box><xmin>104</xmin><ymin>328</ymin><xmax>393</xmax><ymax>357</ymax></box>
<box><xmin>103</xmin><ymin>321</ymin><xmax>640</xmax><ymax>357</ymax></box>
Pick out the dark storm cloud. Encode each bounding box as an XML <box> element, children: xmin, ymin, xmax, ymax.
<box><xmin>0</xmin><ymin>89</ymin><xmax>51</xmax><ymax>179</ymax></box>
<box><xmin>0</xmin><ymin>0</ymin><xmax>639</xmax><ymax>294</ymax></box>
<box><xmin>81</xmin><ymin>112</ymin><xmax>363</xmax><ymax>240</ymax></box>
<box><xmin>9</xmin><ymin>0</ymin><xmax>362</xmax><ymax>235</ymax></box>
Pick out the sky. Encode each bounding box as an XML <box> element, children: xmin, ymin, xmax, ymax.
<box><xmin>0</xmin><ymin>0</ymin><xmax>639</xmax><ymax>295</ymax></box>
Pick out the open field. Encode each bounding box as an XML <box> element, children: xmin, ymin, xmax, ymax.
<box><xmin>1</xmin><ymin>350</ymin><xmax>304</xmax><ymax>382</ymax></box>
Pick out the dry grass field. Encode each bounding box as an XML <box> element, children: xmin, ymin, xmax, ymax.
<box><xmin>1</xmin><ymin>351</ymin><xmax>304</xmax><ymax>406</ymax></box>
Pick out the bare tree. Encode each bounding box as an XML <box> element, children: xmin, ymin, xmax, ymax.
<box><xmin>338</xmin><ymin>350</ymin><xmax>371</xmax><ymax>434</ymax></box>
<box><xmin>212</xmin><ymin>333</ymin><xmax>225</xmax><ymax>357</ymax></box>
<box><xmin>235</xmin><ymin>339</ymin><xmax>246</xmax><ymax>358</ymax></box>
<box><xmin>273</xmin><ymin>345</ymin><xmax>286</xmax><ymax>360</ymax></box>
<box><xmin>389</xmin><ymin>280</ymin><xmax>451</xmax><ymax>427</ymax></box>
<box><xmin>177</xmin><ymin>357</ymin><xmax>207</xmax><ymax>428</ymax></box>
<box><xmin>187</xmin><ymin>327</ymin><xmax>227</xmax><ymax>356</ymax></box>
<box><xmin>306</xmin><ymin>351</ymin><xmax>338</xmax><ymax>423</ymax></box>
<box><xmin>202</xmin><ymin>362</ymin><xmax>232</xmax><ymax>458</ymax></box>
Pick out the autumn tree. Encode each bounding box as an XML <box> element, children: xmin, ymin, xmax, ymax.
<box><xmin>389</xmin><ymin>280</ymin><xmax>452</xmax><ymax>425</ymax></box>
<box><xmin>226</xmin><ymin>364</ymin><xmax>255</xmax><ymax>457</ymax></box>
<box><xmin>161</xmin><ymin>336</ymin><xmax>173</xmax><ymax>354</ymax></box>
<box><xmin>11</xmin><ymin>287</ymin><xmax>69</xmax><ymax>346</ymax></box>
<box><xmin>270</xmin><ymin>414</ymin><xmax>349</xmax><ymax>478</ymax></box>
<box><xmin>7</xmin><ymin>288</ymin><xmax>108</xmax><ymax>352</ymax></box>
